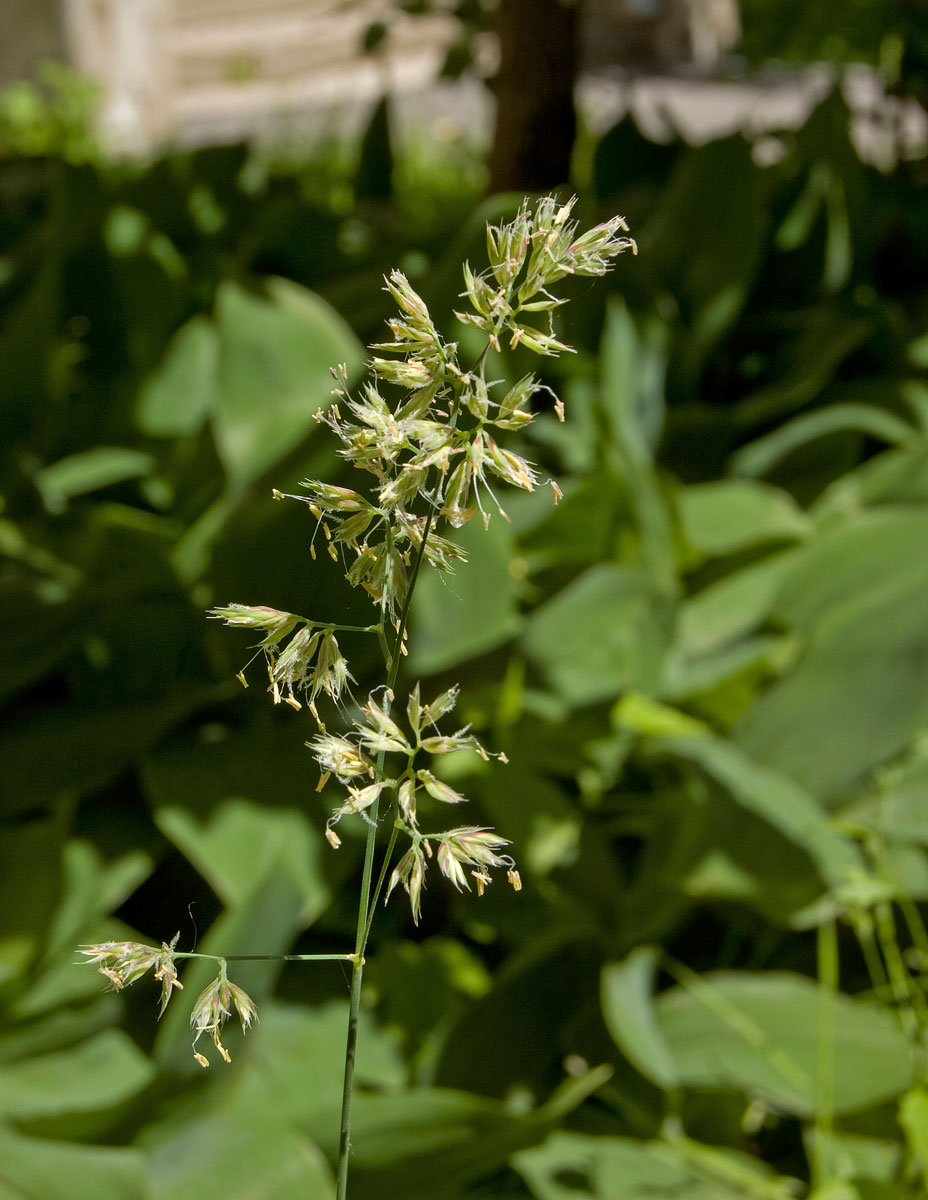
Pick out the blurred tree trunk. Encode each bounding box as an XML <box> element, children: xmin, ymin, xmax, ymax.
<box><xmin>489</xmin><ymin>0</ymin><xmax>579</xmax><ymax>193</ymax></box>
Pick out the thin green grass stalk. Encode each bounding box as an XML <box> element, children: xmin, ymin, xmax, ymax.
<box><xmin>851</xmin><ymin>907</ymin><xmax>891</xmax><ymax>999</ymax></box>
<box><xmin>875</xmin><ymin>900</ymin><xmax>924</xmax><ymax>1045</ymax></box>
<box><xmin>663</xmin><ymin>1127</ymin><xmax>801</xmax><ymax>1200</ymax></box>
<box><xmin>78</xmin><ymin>196</ymin><xmax>635</xmax><ymax>1195</ymax></box>
<box><xmin>848</xmin><ymin>819</ymin><xmax>928</xmax><ymax>1080</ymax></box>
<box><xmin>896</xmin><ymin>893</ymin><xmax>928</xmax><ymax>1079</ymax></box>
<box><xmin>812</xmin><ymin>919</ymin><xmax>838</xmax><ymax>1190</ymax></box>
<box><xmin>898</xmin><ymin>892</ymin><xmax>928</xmax><ymax>970</ymax></box>
<box><xmin>876</xmin><ymin>865</ymin><xmax>928</xmax><ymax>1086</ymax></box>
<box><xmin>336</xmin><ymin>516</ymin><xmax>434</xmax><ymax>1199</ymax></box>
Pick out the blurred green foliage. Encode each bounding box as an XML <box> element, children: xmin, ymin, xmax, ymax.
<box><xmin>738</xmin><ymin>0</ymin><xmax>928</xmax><ymax>104</ymax></box>
<box><xmin>0</xmin><ymin>60</ymin><xmax>102</xmax><ymax>162</ymax></box>
<box><xmin>3</xmin><ymin>50</ymin><xmax>928</xmax><ymax>1200</ymax></box>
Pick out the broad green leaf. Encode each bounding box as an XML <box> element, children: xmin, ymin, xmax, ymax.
<box><xmin>899</xmin><ymin>1086</ymin><xmax>928</xmax><ymax>1189</ymax></box>
<box><xmin>681</xmin><ymin>841</ymin><xmax>803</xmax><ymax>914</ymax></box>
<box><xmin>612</xmin><ymin>692</ymin><xmax>709</xmax><ymax>740</ymax></box>
<box><xmin>882</xmin><ymin>844</ymin><xmax>928</xmax><ymax>901</ymax></box>
<box><xmin>434</xmin><ymin>936</ymin><xmax>603</xmax><ymax>1098</ymax></box>
<box><xmin>168</xmin><ymin>491</ymin><xmax>237</xmax><ymax>584</ymax></box>
<box><xmin>143</xmin><ymin>1072</ymin><xmax>333</xmax><ymax>1200</ymax></box>
<box><xmin>606</xmin><ymin>739</ymin><xmax>834</xmax><ymax>926</ymax></box>
<box><xmin>0</xmin><ymin>999</ymin><xmax>120</xmax><ymax>1065</ymax></box>
<box><xmin>902</xmin><ymin>380</ymin><xmax>928</xmax><ymax>429</ymax></box>
<box><xmin>681</xmin><ymin>789</ymin><xmax>831</xmax><ymax>923</ymax></box>
<box><xmin>805</xmin><ymin>1131</ymin><xmax>900</xmax><ymax>1186</ymax></box>
<box><xmin>43</xmin><ymin>840</ymin><xmax>153</xmax><ymax>966</ymax></box>
<box><xmin>663</xmin><ymin>634</ymin><xmax>795</xmax><ymax>711</ymax></box>
<box><xmin>529</xmin><ymin>377</ymin><xmax>601</xmax><ymax>475</ymax></box>
<box><xmin>347</xmin><ymin>1079</ymin><xmax>603</xmax><ymax>1200</ymax></box>
<box><xmin>256</xmin><ymin>997</ymin><xmax>597</xmax><ymax>1199</ymax></box>
<box><xmin>522</xmin><ymin>801</ymin><xmax>584</xmax><ymax>875</ymax></box>
<box><xmin>601</xmin><ymin>949</ymin><xmax>678</xmax><ymax>1088</ymax></box>
<box><xmin>598</xmin><ymin>302</ymin><xmax>676</xmax><ymax>591</ymax></box>
<box><xmin>676</xmin><ymin>550</ymin><xmax>801</xmax><ymax>656</ymax></box>
<box><xmin>650</xmin><ymin>735</ymin><xmax>861</xmax><ymax>890</ymax></box>
<box><xmin>145</xmin><ymin>738</ymin><xmax>321</xmax><ymax>1071</ymax></box>
<box><xmin>731</xmin><ymin>404</ymin><xmax>915</xmax><ymax>479</ymax></box>
<box><xmin>475</xmin><ymin>734</ymin><xmax>587</xmax><ymax>876</ymax></box>
<box><xmin>847</xmin><ymin>756</ymin><xmax>928</xmax><ymax>846</ymax></box>
<box><xmin>813</xmin><ymin>441</ymin><xmax>928</xmax><ymax>517</ymax></box>
<box><xmin>0</xmin><ymin>1031</ymin><xmax>156</xmax><ymax>1120</ymax></box>
<box><xmin>777</xmin><ymin>161</ymin><xmax>853</xmax><ymax>295</ymax></box>
<box><xmin>252</xmin><ymin>1000</ymin><xmax>405</xmax><ymax>1129</ymax></box>
<box><xmin>0</xmin><ymin>1124</ymin><xmax>149</xmax><ymax>1200</ymax></box>
<box><xmin>805</xmin><ymin>1183</ymin><xmax>859</xmax><ymax>1200</ymax></box>
<box><xmin>522</xmin><ymin>565</ymin><xmax>663</xmax><ymax>707</ymax></box>
<box><xmin>35</xmin><ymin>447</ymin><xmax>155</xmax><ymax>510</ymax></box>
<box><xmin>908</xmin><ymin>330</ymin><xmax>928</xmax><ymax>370</ymax></box>
<box><xmin>676</xmin><ymin>480</ymin><xmax>811</xmax><ymax>554</ymax></box>
<box><xmin>136</xmin><ymin>315</ymin><xmax>217</xmax><ymax>437</ymax></box>
<box><xmin>367</xmin><ymin>938</ymin><xmax>491</xmax><ymax>1073</ymax></box>
<box><xmin>155</xmin><ymin>797</ymin><xmax>328</xmax><ymax>923</ymax></box>
<box><xmin>11</xmin><ymin>953</ymin><xmax>125</xmax><ymax>1031</ymax></box>
<box><xmin>517</xmin><ymin>469</ymin><xmax>631</xmax><ymax>570</ymax></box>
<box><xmin>409</xmin><ymin>515</ymin><xmax>519</xmax><ymax>674</ymax></box>
<box><xmin>655</xmin><ymin>971</ymin><xmax>912</xmax><ymax>1117</ymax></box>
<box><xmin>349</xmin><ymin>1091</ymin><xmax>530</xmax><ymax>1197</ymax></box>
<box><xmin>212</xmin><ymin>278</ymin><xmax>363</xmax><ymax>489</ymax></box>
<box><xmin>736</xmin><ymin>537</ymin><xmax>928</xmax><ymax>796</ymax></box>
<box><xmin>0</xmin><ymin>821</ymin><xmax>63</xmax><ymax>984</ymax></box>
<box><xmin>9</xmin><ymin>842</ymin><xmax>152</xmax><ymax>1021</ymax></box>
<box><xmin>599</xmin><ymin>298</ymin><xmax>666</xmax><ymax>465</ymax></box>
<box><xmin>772</xmin><ymin>510</ymin><xmax>928</xmax><ymax>630</ymax></box>
<box><xmin>666</xmin><ymin>1134</ymin><xmax>801</xmax><ymax>1199</ymax></box>
<box><xmin>142</xmin><ymin>722</ymin><xmax>331</xmax><ymax>921</ymax></box>
<box><xmin>788</xmin><ymin>90</ymin><xmax>863</xmax><ymax>293</ymax></box>
<box><xmin>515</xmin><ymin>1131</ymin><xmax>797</xmax><ymax>1200</ymax></box>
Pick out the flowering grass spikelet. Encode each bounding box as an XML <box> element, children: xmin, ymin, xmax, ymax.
<box><xmin>77</xmin><ymin>195</ymin><xmax>635</xmax><ymax>1195</ymax></box>
<box><xmin>79</xmin><ymin>934</ymin><xmax>184</xmax><ymax>1017</ymax></box>
<box><xmin>190</xmin><ymin>964</ymin><xmax>258</xmax><ymax>1068</ymax></box>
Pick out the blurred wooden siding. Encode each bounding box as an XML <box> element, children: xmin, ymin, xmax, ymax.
<box><xmin>2</xmin><ymin>1</ymin><xmax>920</xmax><ymax>173</ymax></box>
<box><xmin>3</xmin><ymin>0</ymin><xmax>456</xmax><ymax>152</ymax></box>
<box><xmin>164</xmin><ymin>0</ymin><xmax>455</xmax><ymax>145</ymax></box>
